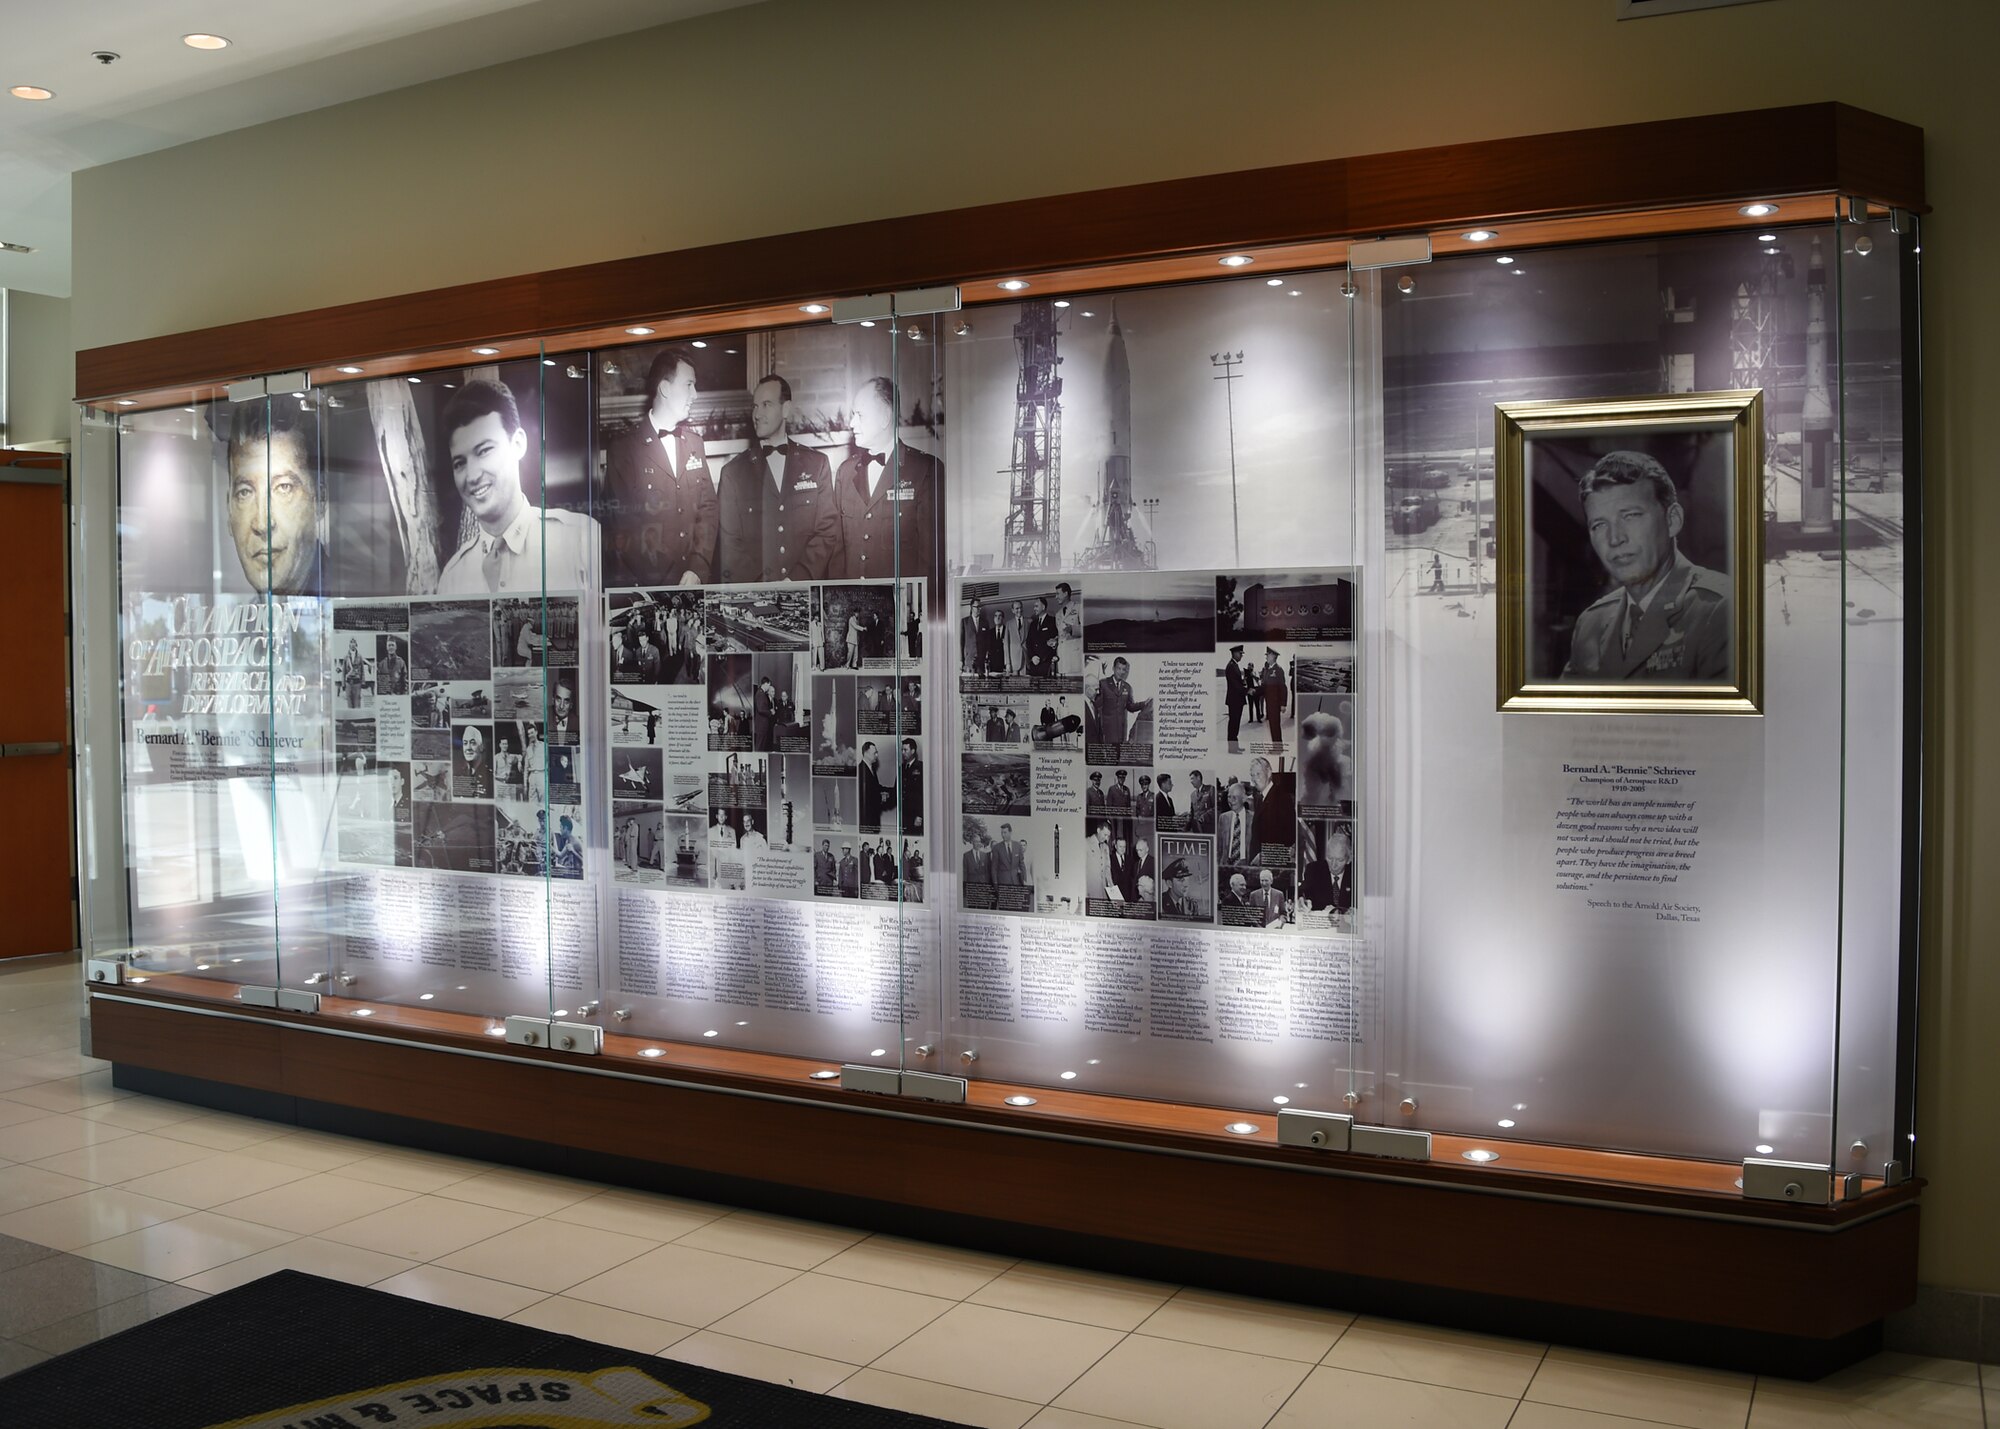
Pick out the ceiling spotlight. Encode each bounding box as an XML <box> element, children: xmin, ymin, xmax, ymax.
<box><xmin>1053</xmin><ymin>300</ymin><xmax>1071</xmax><ymax>308</ymax></box>
<box><xmin>998</xmin><ymin>279</ymin><xmax>1029</xmax><ymax>291</ymax></box>
<box><xmin>1272</xmin><ymin>1095</ymin><xmax>1291</xmax><ymax>1105</ymax></box>
<box><xmin>543</xmin><ymin>358</ymin><xmax>557</xmax><ymax>366</ymax></box>
<box><xmin>691</xmin><ymin>340</ymin><xmax>707</xmax><ymax>349</ymax></box>
<box><xmin>625</xmin><ymin>326</ymin><xmax>654</xmax><ymax>336</ymax></box>
<box><xmin>9</xmin><ymin>86</ymin><xmax>54</xmax><ymax>101</ymax></box>
<box><xmin>1265</xmin><ymin>278</ymin><xmax>1284</xmax><ymax>287</ymax></box>
<box><xmin>1218</xmin><ymin>254</ymin><xmax>1253</xmax><ymax>267</ymax></box>
<box><xmin>116</xmin><ymin>399</ymin><xmax>135</xmax><ymax>406</ymax></box>
<box><xmin>418</xmin><ymin>992</ymin><xmax>434</xmax><ymax>1001</ymax></box>
<box><xmin>809</xmin><ymin>1069</ymin><xmax>840</xmax><ymax>1080</ymax></box>
<box><xmin>1495</xmin><ymin>255</ymin><xmax>1515</xmax><ymax>265</ymax></box>
<box><xmin>337</xmin><ymin>365</ymin><xmax>362</xmax><ymax>375</ymax></box>
<box><xmin>1756</xmin><ymin>233</ymin><xmax>1778</xmax><ymax>243</ymax></box>
<box><xmin>800</xmin><ymin>303</ymin><xmax>829</xmax><ymax>314</ymax></box>
<box><xmin>1060</xmin><ymin>1070</ymin><xmax>1077</xmax><ymax>1080</ymax></box>
<box><xmin>858</xmin><ymin>320</ymin><xmax>875</xmax><ymax>328</ymax></box>
<box><xmin>0</xmin><ymin>240</ymin><xmax>37</xmax><ymax>254</ymax></box>
<box><xmin>1739</xmin><ymin>203</ymin><xmax>1779</xmax><ymax>218</ymax></box>
<box><xmin>184</xmin><ymin>34</ymin><xmax>231</xmax><ymax>50</ymax></box>
<box><xmin>472</xmin><ymin>346</ymin><xmax>499</xmax><ymax>356</ymax></box>
<box><xmin>485</xmin><ymin>1026</ymin><xmax>507</xmax><ymax>1037</ymax></box>
<box><xmin>406</xmin><ymin>376</ymin><xmax>421</xmax><ymax>384</ymax></box>
<box><xmin>1462</xmin><ymin>229</ymin><xmax>1497</xmax><ymax>242</ymax></box>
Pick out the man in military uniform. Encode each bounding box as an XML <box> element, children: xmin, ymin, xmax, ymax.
<box><xmin>1561</xmin><ymin>450</ymin><xmax>1732</xmax><ymax>682</ymax></box>
<box><xmin>829</xmin><ymin>376</ymin><xmax>940</xmax><ymax>584</ymax></box>
<box><xmin>435</xmin><ymin>379</ymin><xmax>601</xmax><ymax>595</ymax></box>
<box><xmin>604</xmin><ymin>348</ymin><xmax>716</xmax><ymax>588</ymax></box>
<box><xmin>377</xmin><ymin>637</ymin><xmax>407</xmax><ymax>695</ymax></box>
<box><xmin>1160</xmin><ymin>858</ymin><xmax>1198</xmax><ymax>918</ymax></box>
<box><xmin>716</xmin><ymin>374</ymin><xmax>840</xmax><ymax>583</ymax></box>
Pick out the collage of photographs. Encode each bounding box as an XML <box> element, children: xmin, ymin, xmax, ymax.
<box><xmin>956</xmin><ymin>568</ymin><xmax>1356</xmax><ymax>933</ymax></box>
<box><xmin>330</xmin><ymin>593</ymin><xmax>585</xmax><ymax>879</ymax></box>
<box><xmin>605</xmin><ymin>577</ymin><xmax>926</xmax><ymax>905</ymax></box>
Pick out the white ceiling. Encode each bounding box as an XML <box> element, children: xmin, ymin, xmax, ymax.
<box><xmin>0</xmin><ymin>0</ymin><xmax>761</xmax><ymax>297</ymax></box>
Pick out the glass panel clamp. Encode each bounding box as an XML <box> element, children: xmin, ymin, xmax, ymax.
<box><xmin>1740</xmin><ymin>1157</ymin><xmax>1833</xmax><ymax>1205</ymax></box>
<box><xmin>1350</xmin><ymin>1124</ymin><xmax>1433</xmax><ymax>1160</ymax></box>
<box><xmin>1276</xmin><ymin>1107</ymin><xmax>1353</xmax><ymax>1150</ymax></box>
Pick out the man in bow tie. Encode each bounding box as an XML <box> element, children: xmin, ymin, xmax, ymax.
<box><xmin>604</xmin><ymin>347</ymin><xmax>716</xmax><ymax>588</ymax></box>
<box><xmin>830</xmin><ymin>376</ymin><xmax>940</xmax><ymax>586</ymax></box>
<box><xmin>716</xmin><ymin>374</ymin><xmax>840</xmax><ymax>583</ymax></box>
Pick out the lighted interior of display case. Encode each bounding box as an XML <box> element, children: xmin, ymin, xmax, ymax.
<box><xmin>74</xmin><ymin>191</ymin><xmax>1918</xmax><ymax>1206</ymax></box>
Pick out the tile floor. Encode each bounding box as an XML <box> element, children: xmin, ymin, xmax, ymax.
<box><xmin>0</xmin><ymin>952</ymin><xmax>1990</xmax><ymax>1428</ymax></box>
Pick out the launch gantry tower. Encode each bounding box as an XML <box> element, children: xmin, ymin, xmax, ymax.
<box><xmin>1002</xmin><ymin>299</ymin><xmax>1063</xmax><ymax>570</ymax></box>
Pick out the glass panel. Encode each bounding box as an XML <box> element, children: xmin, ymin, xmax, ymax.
<box><xmin>1833</xmin><ymin>215</ymin><xmax>1915</xmax><ymax>1186</ymax></box>
<box><xmin>111</xmin><ymin>387</ymin><xmax>284</xmax><ymax>992</ymax></box>
<box><xmin>937</xmin><ymin>270</ymin><xmax>1367</xmax><ymax>1125</ymax></box>
<box><xmin>1372</xmin><ymin>226</ymin><xmax>1852</xmax><ymax>1174</ymax></box>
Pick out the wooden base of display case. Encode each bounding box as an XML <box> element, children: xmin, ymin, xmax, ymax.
<box><xmin>88</xmin><ymin>988</ymin><xmax>1917</xmax><ymax>1378</ymax></box>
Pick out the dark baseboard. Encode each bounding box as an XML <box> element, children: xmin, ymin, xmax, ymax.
<box><xmin>116</xmin><ymin>1062</ymin><xmax>1885</xmax><ymax>1379</ymax></box>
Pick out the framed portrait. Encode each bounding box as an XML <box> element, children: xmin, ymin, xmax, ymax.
<box><xmin>1495</xmin><ymin>391</ymin><xmax>1763</xmax><ymax>715</ymax></box>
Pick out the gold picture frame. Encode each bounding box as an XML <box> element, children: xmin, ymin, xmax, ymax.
<box><xmin>1495</xmin><ymin>390</ymin><xmax>1763</xmax><ymax>715</ymax></box>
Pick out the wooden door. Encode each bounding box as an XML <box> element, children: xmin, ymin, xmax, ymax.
<box><xmin>0</xmin><ymin>452</ymin><xmax>75</xmax><ymax>958</ymax></box>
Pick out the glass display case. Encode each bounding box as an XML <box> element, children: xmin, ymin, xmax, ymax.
<box><xmin>69</xmin><ymin>127</ymin><xmax>1922</xmax><ymax>1231</ymax></box>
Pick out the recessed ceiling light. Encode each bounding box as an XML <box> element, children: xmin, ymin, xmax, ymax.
<box><xmin>625</xmin><ymin>326</ymin><xmax>654</xmax><ymax>336</ymax></box>
<box><xmin>116</xmin><ymin>399</ymin><xmax>135</xmax><ymax>406</ymax></box>
<box><xmin>1265</xmin><ymin>277</ymin><xmax>1284</xmax><ymax>287</ymax></box>
<box><xmin>1059</xmin><ymin>1070</ymin><xmax>1077</xmax><ymax>1080</ymax></box>
<box><xmin>1756</xmin><ymin>1143</ymin><xmax>1775</xmax><ymax>1155</ymax></box>
<box><xmin>702</xmin><ymin>1028</ymin><xmax>718</xmax><ymax>1037</ymax></box>
<box><xmin>809</xmin><ymin>1069</ymin><xmax>840</xmax><ymax>1080</ymax></box>
<box><xmin>800</xmin><ymin>303</ymin><xmax>829</xmax><ymax>314</ymax></box>
<box><xmin>1764</xmin><ymin>246</ymin><xmax>1781</xmax><ymax>255</ymax></box>
<box><xmin>406</xmin><ymin>376</ymin><xmax>421</xmax><ymax>384</ymax></box>
<box><xmin>1287</xmin><ymin>290</ymin><xmax>1301</xmax><ymax>297</ymax></box>
<box><xmin>1053</xmin><ymin>300</ymin><xmax>1071</xmax><ymax>308</ymax></box>
<box><xmin>858</xmin><ymin>320</ymin><xmax>875</xmax><ymax>328</ymax></box>
<box><xmin>472</xmin><ymin>346</ymin><xmax>499</xmax><ymax>356</ymax></box>
<box><xmin>1462</xmin><ymin>229</ymin><xmax>1497</xmax><ymax>242</ymax></box>
<box><xmin>1224</xmin><ymin>1121</ymin><xmax>1260</xmax><ymax>1135</ymax></box>
<box><xmin>1756</xmin><ymin>233</ymin><xmax>1778</xmax><ymax>243</ymax></box>
<box><xmin>183</xmin><ymin>34</ymin><xmax>230</xmax><ymax>50</ymax></box>
<box><xmin>0</xmin><ymin>240</ymin><xmax>36</xmax><ymax>254</ymax></box>
<box><xmin>1739</xmin><ymin>203</ymin><xmax>1778</xmax><ymax>218</ymax></box>
<box><xmin>640</xmin><ymin>1047</ymin><xmax>664</xmax><ymax>1058</ymax></box>
<box><xmin>9</xmin><ymin>86</ymin><xmax>54</xmax><ymax>101</ymax></box>
<box><xmin>485</xmin><ymin>1026</ymin><xmax>507</xmax><ymax>1037</ymax></box>
<box><xmin>1218</xmin><ymin>254</ymin><xmax>1253</xmax><ymax>267</ymax></box>
<box><xmin>352</xmin><ymin>1008</ymin><xmax>373</xmax><ymax>1017</ymax></box>
<box><xmin>1495</xmin><ymin>255</ymin><xmax>1515</xmax><ymax>265</ymax></box>
<box><xmin>1272</xmin><ymin>1095</ymin><xmax>1290</xmax><ymax>1105</ymax></box>
<box><xmin>998</xmin><ymin>279</ymin><xmax>1029</xmax><ymax>291</ymax></box>
<box><xmin>1080</xmin><ymin>310</ymin><xmax>1094</xmax><ymax>317</ymax></box>
<box><xmin>691</xmin><ymin>340</ymin><xmax>707</xmax><ymax>349</ymax></box>
<box><xmin>337</xmin><ymin>365</ymin><xmax>362</xmax><ymax>375</ymax></box>
<box><xmin>543</xmin><ymin>358</ymin><xmax>557</xmax><ymax>366</ymax></box>
<box><xmin>1004</xmin><ymin>1095</ymin><xmax>1038</xmax><ymax>1107</ymax></box>
<box><xmin>1497</xmin><ymin>1118</ymin><xmax>1516</xmax><ymax>1128</ymax></box>
<box><xmin>1462</xmin><ymin>1148</ymin><xmax>1500</xmax><ymax>1163</ymax></box>
<box><xmin>418</xmin><ymin>992</ymin><xmax>434</xmax><ymax>1001</ymax></box>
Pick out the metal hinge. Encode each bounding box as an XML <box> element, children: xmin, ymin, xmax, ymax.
<box><xmin>1741</xmin><ymin>1157</ymin><xmax>1833</xmax><ymax>1205</ymax></box>
<box><xmin>1349</xmin><ymin>1124</ymin><xmax>1433</xmax><ymax>1160</ymax></box>
<box><xmin>1276</xmin><ymin>1107</ymin><xmax>1354</xmax><ymax>1151</ymax></box>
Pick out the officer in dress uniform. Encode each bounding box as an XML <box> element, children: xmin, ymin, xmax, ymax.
<box><xmin>716</xmin><ymin>374</ymin><xmax>840</xmax><ymax>583</ymax></box>
<box><xmin>603</xmin><ymin>347</ymin><xmax>716</xmax><ymax>588</ymax></box>
<box><xmin>1559</xmin><ymin>451</ymin><xmax>1732</xmax><ymax>682</ymax></box>
<box><xmin>829</xmin><ymin>376</ymin><xmax>940</xmax><ymax>584</ymax></box>
<box><xmin>435</xmin><ymin>379</ymin><xmax>601</xmax><ymax>595</ymax></box>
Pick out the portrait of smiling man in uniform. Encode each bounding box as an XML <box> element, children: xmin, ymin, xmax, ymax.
<box><xmin>434</xmin><ymin>378</ymin><xmax>600</xmax><ymax>596</ymax></box>
<box><xmin>1559</xmin><ymin>449</ymin><xmax>1731</xmax><ymax>684</ymax></box>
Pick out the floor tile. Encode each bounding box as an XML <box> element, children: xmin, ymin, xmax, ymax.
<box><xmin>1268</xmin><ymin>1364</ymin><xmax>1518</xmax><ymax>1428</ymax></box>
<box><xmin>436</xmin><ymin>1218</ymin><xmax>658</xmax><ymax>1293</ymax></box>
<box><xmin>0</xmin><ymin>1252</ymin><xmax>160</xmax><ymax>1336</ymax></box>
<box><xmin>1136</xmin><ymin>1288</ymin><xmax>1351</xmax><ymax>1364</ymax></box>
<box><xmin>664</xmin><ymin>1330</ymin><xmax>855</xmax><ymax>1394</ymax></box>
<box><xmin>211</xmin><ymin>1171</ymin><xmax>419</xmax><ymax>1235</ymax></box>
<box><xmin>117</xmin><ymin>1150</ymin><xmax>313</xmax><ymax>1209</ymax></box>
<box><xmin>372</xmin><ymin>1263</ymin><xmax>547</xmax><ymax>1319</ymax></box>
<box><xmin>675</xmin><ymin>1209</ymin><xmax>866</xmax><ymax>1269</ymax></box>
<box><xmin>1054</xmin><ymin>1333</ymin><xmax>1311</xmax><ymax>1429</ymax></box>
<box><xmin>2</xmin><ymin>1051</ymin><xmax>109</xmax><ymax>1085</ymax></box>
<box><xmin>1855</xmin><ymin>1350</ymin><xmax>1980</xmax><ymax>1386</ymax></box>
<box><xmin>0</xmin><ymin>1187</ymin><xmax>188</xmax><ymax>1250</ymax></box>
<box><xmin>548</xmin><ymin>1189</ymin><xmax>725</xmax><ymax>1242</ymax></box>
<box><xmin>970</xmin><ymin>1261</ymin><xmax>1177</xmax><ymax>1331</ymax></box>
<box><xmin>17</xmin><ymin>1283</ymin><xmax>207</xmax><ymax>1355</ymax></box>
<box><xmin>0</xmin><ymin>1162</ymin><xmax>100</xmax><ymax>1215</ymax></box>
<box><xmin>506</xmin><ymin>1295</ymin><xmax>697</xmax><ymax>1356</ymax></box>
<box><xmin>834</xmin><ymin>1367</ymin><xmax>1040</xmax><ymax>1429</ymax></box>
<box><xmin>816</xmin><ymin>1234</ymin><xmax>1015</xmax><ymax>1300</ymax></box>
<box><xmin>150</xmin><ymin>1113</ymin><xmax>295</xmax><ymax>1152</ymax></box>
<box><xmin>566</xmin><ymin>1242</ymin><xmax>798</xmax><ymax>1327</ymax></box>
<box><xmin>332</xmin><ymin>1150</ymin><xmax>486</xmax><ymax>1193</ymax></box>
<box><xmin>0</xmin><ymin>1232</ymin><xmax>60</xmax><ymax>1272</ymax></box>
<box><xmin>874</xmin><ymin>1302</ymin><xmax>1125</xmax><ymax>1404</ymax></box>
<box><xmin>0</xmin><ymin>1113</ymin><xmax>132</xmax><ymax>1162</ymax></box>
<box><xmin>0</xmin><ymin>1098</ymin><xmax>57</xmax><ymax>1129</ymax></box>
<box><xmin>1320</xmin><ymin>1315</ymin><xmax>1544</xmax><ymax>1395</ymax></box>
<box><xmin>6</xmin><ymin>1072</ymin><xmax>129</xmax><ymax>1115</ymax></box>
<box><xmin>1749</xmin><ymin>1366</ymin><xmax>1985</xmax><ymax>1426</ymax></box>
<box><xmin>1024</xmin><ymin>1413</ymin><xmax>1149</xmax><ymax>1429</ymax></box>
<box><xmin>73</xmin><ymin>1210</ymin><xmax>297</xmax><ymax>1280</ymax></box>
<box><xmin>434</xmin><ymin>1168</ymin><xmax>601</xmax><ymax>1216</ymax></box>
<box><xmin>248</xmin><ymin>1132</ymin><xmax>380</xmax><ymax>1173</ymax></box>
<box><xmin>180</xmin><ymin>1236</ymin><xmax>416</xmax><ymax>1294</ymax></box>
<box><xmin>318</xmin><ymin>1195</ymin><xmax>530</xmax><ymax>1261</ymax></box>
<box><xmin>710</xmin><ymin>1270</ymin><xmax>954</xmax><ymax>1364</ymax></box>
<box><xmin>1510</xmin><ymin>1405</ymin><xmax>1686</xmax><ymax>1428</ymax></box>
<box><xmin>73</xmin><ymin>1096</ymin><xmax>203</xmax><ymax>1134</ymax></box>
<box><xmin>29</xmin><ymin>1131</ymin><xmax>218</xmax><ymax>1184</ymax></box>
<box><xmin>1528</xmin><ymin>1347</ymin><xmax>1753</xmax><ymax>1429</ymax></box>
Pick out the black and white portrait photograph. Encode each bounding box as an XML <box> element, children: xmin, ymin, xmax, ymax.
<box><xmin>1157</xmin><ymin>835</ymin><xmax>1215</xmax><ymax>923</ymax></box>
<box><xmin>855</xmin><ymin>675</ymin><xmax>919</xmax><ymax>738</ymax></box>
<box><xmin>372</xmin><ymin>634</ymin><xmax>409</xmax><ymax>698</ymax></box>
<box><xmin>750</xmin><ymin>653</ymin><xmax>804</xmax><ymax>753</ymax></box>
<box><xmin>547</xmin><ymin>744</ymin><xmax>581</xmax><ymax>804</ymax></box>
<box><xmin>1084</xmin><ymin>653</ymin><xmax>1155</xmax><ymax>765</ymax></box>
<box><xmin>961</xmin><ymin>750</ymin><xmax>1032</xmax><ymax>816</ymax></box>
<box><xmin>613</xmin><ymin>805</ymin><xmax>664</xmax><ymax>886</ymax></box>
<box><xmin>1083</xmin><ymin>818</ymin><xmax>1157</xmax><ymax>919</ymax></box>
<box><xmin>410</xmin><ymin>600</ymin><xmax>493</xmax><ymax>683</ymax></box>
<box><xmin>1297</xmin><ymin>818</ymin><xmax>1355</xmax><ymax>929</ymax></box>
<box><xmin>493</xmin><ymin>595</ymin><xmax>577</xmax><ymax>669</ymax></box>
<box><xmin>610</xmin><ymin>589</ymin><xmax>703</xmax><ymax>686</ymax></box>
<box><xmin>452</xmin><ymin>722</ymin><xmax>492</xmax><ymax>800</ymax></box>
<box><xmin>810</xmin><ymin>673</ymin><xmax>856</xmax><ymax>775</ymax></box>
<box><xmin>333</xmin><ymin>635</ymin><xmax>375</xmax><ymax>715</ymax></box>
<box><xmin>1217</xmin><ymin>863</ymin><xmax>1293</xmax><ymax>929</ymax></box>
<box><xmin>707</xmin><ymin>588</ymin><xmax>810</xmax><ymax>653</ymax></box>
<box><xmin>1150</xmin><ymin>767</ymin><xmax>1212</xmax><ymax>832</ymax></box>
<box><xmin>1213</xmin><ymin>759</ymin><xmax>1295</xmax><ymax>868</ymax></box>
<box><xmin>1298</xmin><ymin>693</ymin><xmax>1355</xmax><ymax>815</ymax></box>
<box><xmin>1497</xmin><ymin>392</ymin><xmax>1761</xmax><ymax>712</ymax></box>
<box><xmin>967</xmin><ymin>580</ymin><xmax>1083</xmax><ymax>690</ymax></box>
<box><xmin>412</xmin><ymin>801</ymin><xmax>496</xmax><ymax>875</ymax></box>
<box><xmin>813</xmin><ymin>582</ymin><xmax>897</xmax><ymax>670</ymax></box>
<box><xmin>611</xmin><ymin>745</ymin><xmax>664</xmax><ymax>803</ymax></box>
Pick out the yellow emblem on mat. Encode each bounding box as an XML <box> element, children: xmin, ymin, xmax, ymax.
<box><xmin>206</xmin><ymin>1365</ymin><xmax>711</xmax><ymax>1428</ymax></box>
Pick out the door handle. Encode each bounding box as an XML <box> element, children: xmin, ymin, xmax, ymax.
<box><xmin>0</xmin><ymin>742</ymin><xmax>64</xmax><ymax>757</ymax></box>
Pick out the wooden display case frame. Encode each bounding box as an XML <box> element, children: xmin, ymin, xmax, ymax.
<box><xmin>77</xmin><ymin>101</ymin><xmax>1927</xmax><ymax>1372</ymax></box>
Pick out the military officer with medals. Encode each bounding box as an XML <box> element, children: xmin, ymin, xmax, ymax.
<box><xmin>604</xmin><ymin>347</ymin><xmax>716</xmax><ymax>588</ymax></box>
<box><xmin>830</xmin><ymin>376</ymin><xmax>940</xmax><ymax>584</ymax></box>
<box><xmin>435</xmin><ymin>379</ymin><xmax>601</xmax><ymax>595</ymax></box>
<box><xmin>716</xmin><ymin>373</ymin><xmax>839</xmax><ymax>583</ymax></box>
<box><xmin>1560</xmin><ymin>451</ymin><xmax>1732</xmax><ymax>683</ymax></box>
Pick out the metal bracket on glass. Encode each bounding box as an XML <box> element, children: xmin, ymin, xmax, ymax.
<box><xmin>1882</xmin><ymin>1160</ymin><xmax>1908</xmax><ymax>1187</ymax></box>
<box><xmin>1842</xmin><ymin>195</ymin><xmax>1870</xmax><ymax>224</ymax></box>
<box><xmin>224</xmin><ymin>372</ymin><xmax>312</xmax><ymax>403</ymax></box>
<box><xmin>505</xmin><ymin>1014</ymin><xmax>553</xmax><ymax>1048</ymax></box>
<box><xmin>84</xmin><ymin>957</ymin><xmax>127</xmax><ymax>987</ymax></box>
<box><xmin>237</xmin><ymin>985</ymin><xmax>280</xmax><ymax>1008</ymax></box>
<box><xmin>1841</xmin><ymin>1172</ymin><xmax>1867</xmax><ymax>1202</ymax></box>
<box><xmin>1276</xmin><ymin>1107</ymin><xmax>1354</xmax><ymax>1151</ymax></box>
<box><xmin>830</xmin><ymin>295</ymin><xmax>894</xmax><ymax>327</ymax></box>
<box><xmin>839</xmin><ymin>1064</ymin><xmax>902</xmax><ymax>1095</ymax></box>
<box><xmin>1350</xmin><ymin>1125</ymin><xmax>1433</xmax><ymax>1161</ymax></box>
<box><xmin>549</xmin><ymin>1021</ymin><xmax>603</xmax><ymax>1055</ymax></box>
<box><xmin>275</xmin><ymin>989</ymin><xmax>321</xmax><ymax>1014</ymax></box>
<box><xmin>1740</xmin><ymin>1157</ymin><xmax>1833</xmax><ymax>1205</ymax></box>
<box><xmin>1348</xmin><ymin>235</ymin><xmax>1433</xmax><ymax>270</ymax></box>
<box><xmin>891</xmin><ymin>285</ymin><xmax>962</xmax><ymax>317</ymax></box>
<box><xmin>899</xmin><ymin>1072</ymin><xmax>967</xmax><ymax>1105</ymax></box>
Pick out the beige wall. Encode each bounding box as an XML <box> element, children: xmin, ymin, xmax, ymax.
<box><xmin>69</xmin><ymin>0</ymin><xmax>2000</xmax><ymax>1290</ymax></box>
<box><xmin>4</xmin><ymin>290</ymin><xmax>72</xmax><ymax>448</ymax></box>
